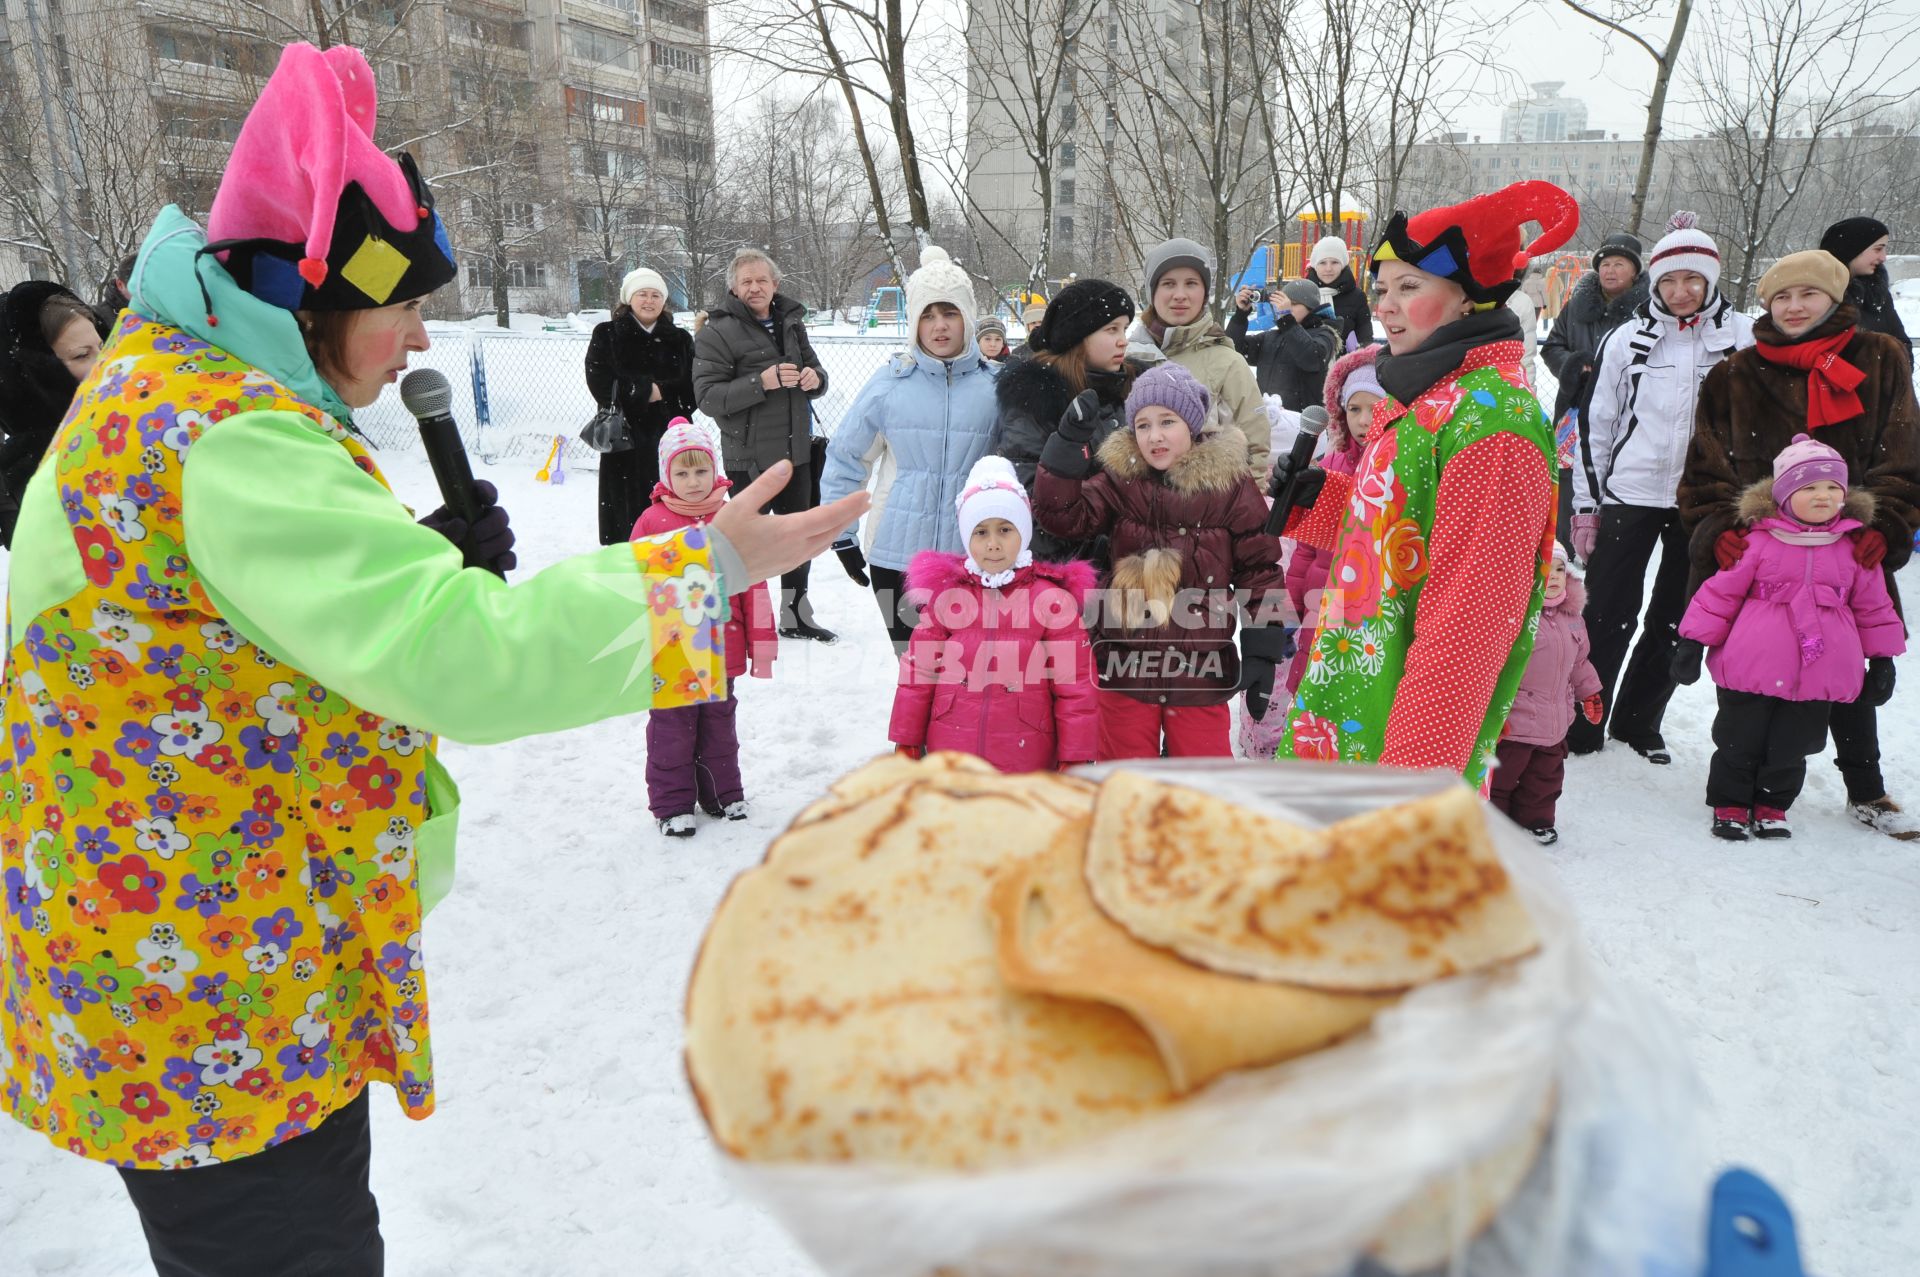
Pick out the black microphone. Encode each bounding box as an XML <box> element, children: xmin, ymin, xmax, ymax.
<box><xmin>400</xmin><ymin>368</ymin><xmax>502</xmax><ymax>578</ymax></box>
<box><xmin>1264</xmin><ymin>406</ymin><xmax>1330</xmax><ymax>537</ymax></box>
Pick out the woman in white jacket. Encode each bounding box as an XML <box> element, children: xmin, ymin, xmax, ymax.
<box><xmin>1568</xmin><ymin>213</ymin><xmax>1755</xmax><ymax>758</ymax></box>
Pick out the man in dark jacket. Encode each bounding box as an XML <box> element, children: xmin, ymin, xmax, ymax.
<box><xmin>692</xmin><ymin>248</ymin><xmax>835</xmax><ymax>641</ymax></box>
<box><xmin>1541</xmin><ymin>233</ymin><xmax>1648</xmax><ymax>552</ymax></box>
<box><xmin>1226</xmin><ymin>280</ymin><xmax>1339</xmax><ymax>410</ymax></box>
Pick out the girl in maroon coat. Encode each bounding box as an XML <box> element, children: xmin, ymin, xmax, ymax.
<box><xmin>1035</xmin><ymin>363</ymin><xmax>1289</xmax><ymax>760</ymax></box>
<box><xmin>1491</xmin><ymin>543</ymin><xmax>1603</xmax><ymax>845</ymax></box>
<box><xmin>890</xmin><ymin>456</ymin><xmax>1099</xmax><ymax>771</ymax></box>
<box><xmin>632</xmin><ymin>419</ymin><xmax>778</xmax><ymax>837</ymax></box>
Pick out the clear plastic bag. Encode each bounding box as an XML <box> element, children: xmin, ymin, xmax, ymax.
<box><xmin>716</xmin><ymin>761</ymin><xmax>1708</xmax><ymax>1277</ymax></box>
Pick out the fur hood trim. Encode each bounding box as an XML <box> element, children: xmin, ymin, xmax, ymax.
<box><xmin>1095</xmin><ymin>419</ymin><xmax>1251</xmax><ymax>492</ymax></box>
<box><xmin>904</xmin><ymin>550</ymin><xmax>1099</xmax><ymax>604</ymax></box>
<box><xmin>1736</xmin><ymin>478</ymin><xmax>1876</xmax><ymax>527</ymax></box>
<box><xmin>994</xmin><ymin>355</ymin><xmax>1137</xmax><ymax>422</ymax></box>
<box><xmin>1544</xmin><ymin>573</ymin><xmax>1586</xmax><ymax>616</ymax></box>
<box><xmin>1321</xmin><ymin>343</ymin><xmax>1385</xmax><ymax>452</ymax></box>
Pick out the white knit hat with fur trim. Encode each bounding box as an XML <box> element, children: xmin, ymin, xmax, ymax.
<box><xmin>905</xmin><ymin>246</ymin><xmax>977</xmax><ymax>349</ymax></box>
<box><xmin>1645</xmin><ymin>212</ymin><xmax>1721</xmax><ymax>291</ymax></box>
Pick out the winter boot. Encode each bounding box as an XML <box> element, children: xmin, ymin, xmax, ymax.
<box><xmin>1615</xmin><ymin>732</ymin><xmax>1671</xmax><ymax>765</ymax></box>
<box><xmin>658</xmin><ymin>813</ymin><xmax>697</xmax><ymax>839</ymax></box>
<box><xmin>779</xmin><ymin>617</ymin><xmax>840</xmax><ymax>644</ymax></box>
<box><xmin>721</xmin><ymin>800</ymin><xmax>749</xmax><ymax>821</ymax></box>
<box><xmin>1847</xmin><ymin>796</ymin><xmax>1920</xmax><ymax>841</ymax></box>
<box><xmin>1530</xmin><ymin>826</ymin><xmax>1559</xmax><ymax>846</ymax></box>
<box><xmin>1711</xmin><ymin>807</ymin><xmax>1752</xmax><ymax>842</ymax></box>
<box><xmin>1750</xmin><ymin>806</ymin><xmax>1792</xmax><ymax>840</ymax></box>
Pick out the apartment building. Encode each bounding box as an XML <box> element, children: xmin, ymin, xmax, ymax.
<box><xmin>0</xmin><ymin>0</ymin><xmax>715</xmax><ymax>315</ymax></box>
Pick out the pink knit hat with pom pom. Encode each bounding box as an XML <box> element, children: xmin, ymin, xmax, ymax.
<box><xmin>1772</xmin><ymin>432</ymin><xmax>1849</xmax><ymax>509</ymax></box>
<box><xmin>1646</xmin><ymin>211</ymin><xmax>1721</xmax><ymax>291</ymax></box>
<box><xmin>205</xmin><ymin>43</ymin><xmax>455</xmax><ymax>317</ymax></box>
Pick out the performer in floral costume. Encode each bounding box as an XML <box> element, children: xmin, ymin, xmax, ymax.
<box><xmin>1</xmin><ymin>43</ymin><xmax>857</xmax><ymax>1274</ymax></box>
<box><xmin>1270</xmin><ymin>182</ymin><xmax>1577</xmax><ymax>788</ymax></box>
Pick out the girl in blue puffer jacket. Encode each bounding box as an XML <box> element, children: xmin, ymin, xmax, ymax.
<box><xmin>821</xmin><ymin>246</ymin><xmax>1001</xmax><ymax>651</ymax></box>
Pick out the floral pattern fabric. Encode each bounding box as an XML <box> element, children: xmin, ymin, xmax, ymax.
<box><xmin>3</xmin><ymin>314</ymin><xmax>718</xmax><ymax>1169</ymax></box>
<box><xmin>1277</xmin><ymin>357</ymin><xmax>1556</xmax><ymax>788</ymax></box>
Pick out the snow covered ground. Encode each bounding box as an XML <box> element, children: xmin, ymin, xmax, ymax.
<box><xmin>5</xmin><ymin>333</ymin><xmax>1920</xmax><ymax>1275</ymax></box>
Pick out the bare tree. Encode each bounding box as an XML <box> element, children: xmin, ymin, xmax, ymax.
<box><xmin>934</xmin><ymin>0</ymin><xmax>1098</xmax><ymax>293</ymax></box>
<box><xmin>653</xmin><ymin>115</ymin><xmax>743</xmax><ymax>309</ymax></box>
<box><xmin>433</xmin><ymin>39</ymin><xmax>556</xmax><ymax>326</ymax></box>
<box><xmin>717</xmin><ymin>0</ymin><xmax>941</xmax><ymax>277</ymax></box>
<box><xmin>1552</xmin><ymin>0</ymin><xmax>1696</xmax><ymax>242</ymax></box>
<box><xmin>1678</xmin><ymin>0</ymin><xmax>1919</xmax><ymax>306</ymax></box>
<box><xmin>566</xmin><ymin>73</ymin><xmax>664</xmax><ymax>309</ymax></box>
<box><xmin>1083</xmin><ymin>0</ymin><xmax>1271</xmax><ymax>309</ymax></box>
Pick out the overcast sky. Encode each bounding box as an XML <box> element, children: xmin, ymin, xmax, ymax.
<box><xmin>712</xmin><ymin>0</ymin><xmax>1920</xmax><ymax>150</ymax></box>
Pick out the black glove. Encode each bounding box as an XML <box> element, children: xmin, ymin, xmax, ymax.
<box><xmin>1268</xmin><ymin>455</ymin><xmax>1328</xmax><ymax>512</ymax></box>
<box><xmin>1056</xmin><ymin>388</ymin><xmax>1103</xmax><ymax>444</ymax></box>
<box><xmin>832</xmin><ymin>536</ymin><xmax>870</xmax><ymax>587</ymax></box>
<box><xmin>419</xmin><ymin>479</ymin><xmax>518</xmax><ymax>574</ymax></box>
<box><xmin>1239</xmin><ymin>625</ymin><xmax>1294</xmax><ymax>722</ymax></box>
<box><xmin>1862</xmin><ymin>657</ymin><xmax>1896</xmax><ymax>708</ymax></box>
<box><xmin>1669</xmin><ymin>639</ymin><xmax>1704</xmax><ymax>686</ymax></box>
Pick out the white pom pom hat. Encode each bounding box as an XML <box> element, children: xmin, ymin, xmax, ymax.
<box><xmin>904</xmin><ymin>246</ymin><xmax>979</xmax><ymax>350</ymax></box>
<box><xmin>1646</xmin><ymin>211</ymin><xmax>1721</xmax><ymax>291</ymax></box>
<box><xmin>955</xmin><ymin>455</ymin><xmax>1032</xmax><ymax>557</ymax></box>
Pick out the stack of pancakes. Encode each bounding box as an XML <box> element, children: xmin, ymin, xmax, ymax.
<box><xmin>686</xmin><ymin>755</ymin><xmax>1550</xmax><ymax>1273</ymax></box>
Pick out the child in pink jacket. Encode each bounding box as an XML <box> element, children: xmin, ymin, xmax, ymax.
<box><xmin>890</xmin><ymin>455</ymin><xmax>1099</xmax><ymax>772</ymax></box>
<box><xmin>1674</xmin><ymin>434</ymin><xmax>1905</xmax><ymax>842</ymax></box>
<box><xmin>632</xmin><ymin>418</ymin><xmax>778</xmax><ymax>838</ymax></box>
<box><xmin>1283</xmin><ymin>342</ymin><xmax>1384</xmax><ymax>696</ymax></box>
<box><xmin>1491</xmin><ymin>542</ymin><xmax>1603</xmax><ymax>845</ymax></box>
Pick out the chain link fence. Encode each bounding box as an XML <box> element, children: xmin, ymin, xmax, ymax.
<box><xmin>354</xmin><ymin>327</ymin><xmax>913</xmax><ymax>472</ymax></box>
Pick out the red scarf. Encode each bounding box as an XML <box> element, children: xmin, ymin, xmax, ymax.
<box><xmin>1753</xmin><ymin>328</ymin><xmax>1866</xmax><ymax>429</ymax></box>
<box><xmin>649</xmin><ymin>475</ymin><xmax>731</xmax><ymax>521</ymax></box>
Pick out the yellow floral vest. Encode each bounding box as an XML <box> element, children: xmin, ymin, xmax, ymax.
<box><xmin>5</xmin><ymin>318</ymin><xmax>453</xmax><ymax>1167</ymax></box>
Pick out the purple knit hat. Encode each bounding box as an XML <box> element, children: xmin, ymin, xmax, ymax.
<box><xmin>1772</xmin><ymin>432</ymin><xmax>1849</xmax><ymax>509</ymax></box>
<box><xmin>1124</xmin><ymin>362</ymin><xmax>1212</xmax><ymax>437</ymax></box>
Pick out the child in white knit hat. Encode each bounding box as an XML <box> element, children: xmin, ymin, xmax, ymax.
<box><xmin>888</xmin><ymin>455</ymin><xmax>1099</xmax><ymax>773</ymax></box>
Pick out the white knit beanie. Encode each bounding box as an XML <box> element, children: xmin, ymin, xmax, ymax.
<box><xmin>1310</xmin><ymin>236</ymin><xmax>1350</xmax><ymax>270</ymax></box>
<box><xmin>621</xmin><ymin>266</ymin><xmax>669</xmax><ymax>305</ymax></box>
<box><xmin>955</xmin><ymin>455</ymin><xmax>1033</xmax><ymax>560</ymax></box>
<box><xmin>905</xmin><ymin>246</ymin><xmax>977</xmax><ymax>349</ymax></box>
<box><xmin>1645</xmin><ymin>212</ymin><xmax>1721</xmax><ymax>292</ymax></box>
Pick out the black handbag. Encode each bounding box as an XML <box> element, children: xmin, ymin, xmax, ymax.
<box><xmin>581</xmin><ymin>379</ymin><xmax>635</xmax><ymax>454</ymax></box>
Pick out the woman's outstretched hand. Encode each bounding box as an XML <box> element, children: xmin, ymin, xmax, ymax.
<box><xmin>711</xmin><ymin>460</ymin><xmax>870</xmax><ymax>588</ymax></box>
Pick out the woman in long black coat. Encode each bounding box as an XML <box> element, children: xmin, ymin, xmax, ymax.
<box><xmin>584</xmin><ymin>268</ymin><xmax>698</xmax><ymax>544</ymax></box>
<box><xmin>0</xmin><ymin>281</ymin><xmax>109</xmax><ymax>547</ymax></box>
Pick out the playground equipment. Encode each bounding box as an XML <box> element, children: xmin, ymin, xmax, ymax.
<box><xmin>862</xmin><ymin>285</ymin><xmax>907</xmax><ymax>333</ymax></box>
<box><xmin>1228</xmin><ymin>201</ymin><xmax>1370</xmax><ymax>333</ymax></box>
<box><xmin>1543</xmin><ymin>253</ymin><xmax>1590</xmax><ymax>320</ymax></box>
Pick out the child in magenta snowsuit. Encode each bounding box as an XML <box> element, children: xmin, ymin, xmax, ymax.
<box><xmin>1491</xmin><ymin>542</ymin><xmax>1603</xmax><ymax>845</ymax></box>
<box><xmin>1283</xmin><ymin>342</ymin><xmax>1384</xmax><ymax>697</ymax></box>
<box><xmin>890</xmin><ymin>455</ymin><xmax>1100</xmax><ymax>772</ymax></box>
<box><xmin>632</xmin><ymin>418</ymin><xmax>778</xmax><ymax>837</ymax></box>
<box><xmin>1675</xmin><ymin>433</ymin><xmax>1905</xmax><ymax>842</ymax></box>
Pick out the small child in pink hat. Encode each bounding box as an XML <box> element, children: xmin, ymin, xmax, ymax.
<box><xmin>1673</xmin><ymin>433</ymin><xmax>1905</xmax><ymax>841</ymax></box>
<box><xmin>631</xmin><ymin>419</ymin><xmax>777</xmax><ymax>838</ymax></box>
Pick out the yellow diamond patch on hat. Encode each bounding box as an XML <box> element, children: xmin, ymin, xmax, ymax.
<box><xmin>340</xmin><ymin>235</ymin><xmax>410</xmax><ymax>304</ymax></box>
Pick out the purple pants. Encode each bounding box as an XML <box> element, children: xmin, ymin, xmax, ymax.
<box><xmin>1489</xmin><ymin>735</ymin><xmax>1568</xmax><ymax>831</ymax></box>
<box><xmin>646</xmin><ymin>692</ymin><xmax>743</xmax><ymax>819</ymax></box>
